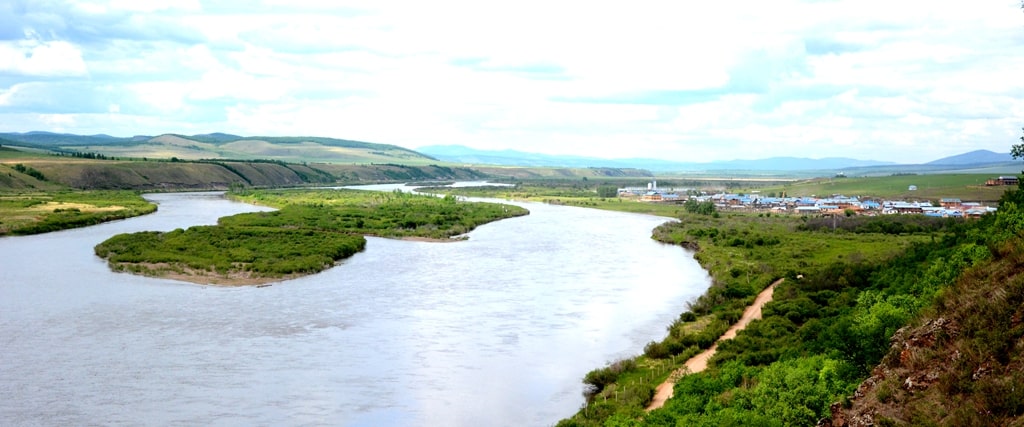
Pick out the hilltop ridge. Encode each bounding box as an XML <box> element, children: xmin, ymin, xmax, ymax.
<box><xmin>0</xmin><ymin>132</ymin><xmax>434</xmax><ymax>165</ymax></box>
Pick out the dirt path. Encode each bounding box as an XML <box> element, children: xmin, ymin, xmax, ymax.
<box><xmin>645</xmin><ymin>279</ymin><xmax>781</xmax><ymax>411</ymax></box>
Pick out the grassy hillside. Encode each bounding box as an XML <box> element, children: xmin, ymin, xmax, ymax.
<box><xmin>827</xmin><ymin>239</ymin><xmax>1024</xmax><ymax>426</ymax></box>
<box><xmin>4</xmin><ymin>133</ymin><xmax>663</xmax><ymax>185</ymax></box>
<box><xmin>0</xmin><ymin>153</ymin><xmax>66</xmax><ymax>191</ymax></box>
<box><xmin>0</xmin><ymin>150</ymin><xmax>493</xmax><ymax>191</ymax></box>
<box><xmin>1</xmin><ymin>132</ymin><xmax>437</xmax><ymax>165</ymax></box>
<box><xmin>825</xmin><ymin>193</ymin><xmax>1024</xmax><ymax>426</ymax></box>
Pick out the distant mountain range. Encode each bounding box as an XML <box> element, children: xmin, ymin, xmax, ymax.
<box><xmin>416</xmin><ymin>145</ymin><xmax>896</xmax><ymax>171</ymax></box>
<box><xmin>925</xmin><ymin>149</ymin><xmax>1015</xmax><ymax>165</ymax></box>
<box><xmin>417</xmin><ymin>145</ymin><xmax>1019</xmax><ymax>173</ymax></box>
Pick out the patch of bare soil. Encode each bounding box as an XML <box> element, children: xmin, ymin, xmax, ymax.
<box><xmin>30</xmin><ymin>201</ymin><xmax>126</xmax><ymax>212</ymax></box>
<box><xmin>396</xmin><ymin>235</ymin><xmax>467</xmax><ymax>243</ymax></box>
<box><xmin>114</xmin><ymin>262</ymin><xmax>300</xmax><ymax>286</ymax></box>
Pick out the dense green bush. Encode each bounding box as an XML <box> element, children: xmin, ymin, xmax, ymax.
<box><xmin>583</xmin><ymin>358</ymin><xmax>638</xmax><ymax>398</ymax></box>
<box><xmin>12</xmin><ymin>163</ymin><xmax>46</xmax><ymax>181</ymax></box>
<box><xmin>96</xmin><ymin>225</ymin><xmax>366</xmax><ymax>277</ymax></box>
<box><xmin>96</xmin><ymin>188</ymin><xmax>528</xmax><ymax>282</ymax></box>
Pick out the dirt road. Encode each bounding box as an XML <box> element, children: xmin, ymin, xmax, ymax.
<box><xmin>645</xmin><ymin>279</ymin><xmax>781</xmax><ymax>411</ymax></box>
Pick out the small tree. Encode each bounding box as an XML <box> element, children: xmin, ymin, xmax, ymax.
<box><xmin>596</xmin><ymin>185</ymin><xmax>618</xmax><ymax>198</ymax></box>
<box><xmin>1012</xmin><ymin>126</ymin><xmax>1024</xmax><ymax>161</ymax></box>
<box><xmin>1002</xmin><ymin>127</ymin><xmax>1024</xmax><ymax>205</ymax></box>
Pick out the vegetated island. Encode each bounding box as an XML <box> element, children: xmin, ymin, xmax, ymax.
<box><xmin>94</xmin><ymin>188</ymin><xmax>528</xmax><ymax>285</ymax></box>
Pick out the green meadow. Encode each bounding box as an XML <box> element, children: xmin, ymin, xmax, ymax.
<box><xmin>758</xmin><ymin>174</ymin><xmax>1012</xmax><ymax>201</ymax></box>
<box><xmin>0</xmin><ymin>190</ymin><xmax>156</xmax><ymax>236</ymax></box>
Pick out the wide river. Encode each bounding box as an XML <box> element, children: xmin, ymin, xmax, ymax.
<box><xmin>0</xmin><ymin>186</ymin><xmax>710</xmax><ymax>426</ymax></box>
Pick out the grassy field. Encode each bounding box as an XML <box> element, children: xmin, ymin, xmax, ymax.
<box><xmin>755</xmin><ymin>174</ymin><xmax>1013</xmax><ymax>201</ymax></box>
<box><xmin>0</xmin><ymin>190</ymin><xmax>156</xmax><ymax>235</ymax></box>
<box><xmin>0</xmin><ymin>146</ymin><xmax>41</xmax><ymax>159</ymax></box>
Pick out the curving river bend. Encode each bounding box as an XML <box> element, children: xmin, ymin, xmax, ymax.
<box><xmin>0</xmin><ymin>187</ymin><xmax>710</xmax><ymax>426</ymax></box>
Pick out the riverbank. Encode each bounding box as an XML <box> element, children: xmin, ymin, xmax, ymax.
<box><xmin>645</xmin><ymin>279</ymin><xmax>779</xmax><ymax>411</ymax></box>
<box><xmin>118</xmin><ymin>234</ymin><xmax>467</xmax><ymax>286</ymax></box>
<box><xmin>118</xmin><ymin>262</ymin><xmax>302</xmax><ymax>286</ymax></box>
<box><xmin>425</xmin><ymin>183</ymin><xmax>946</xmax><ymax>427</ymax></box>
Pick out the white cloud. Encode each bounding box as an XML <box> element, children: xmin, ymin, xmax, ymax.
<box><xmin>71</xmin><ymin>0</ymin><xmax>202</xmax><ymax>14</ymax></box>
<box><xmin>0</xmin><ymin>0</ymin><xmax>1022</xmax><ymax>163</ymax></box>
<box><xmin>39</xmin><ymin>113</ymin><xmax>77</xmax><ymax>132</ymax></box>
<box><xmin>108</xmin><ymin>0</ymin><xmax>202</xmax><ymax>13</ymax></box>
<box><xmin>0</xmin><ymin>39</ymin><xmax>88</xmax><ymax>76</ymax></box>
<box><xmin>129</xmin><ymin>81</ymin><xmax>189</xmax><ymax>112</ymax></box>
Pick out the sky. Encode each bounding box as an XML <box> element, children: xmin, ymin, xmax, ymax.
<box><xmin>1</xmin><ymin>1</ymin><xmax>1023</xmax><ymax>163</ymax></box>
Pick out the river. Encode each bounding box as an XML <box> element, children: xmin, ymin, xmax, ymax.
<box><xmin>0</xmin><ymin>188</ymin><xmax>711</xmax><ymax>426</ymax></box>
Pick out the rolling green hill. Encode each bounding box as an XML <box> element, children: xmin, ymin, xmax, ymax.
<box><xmin>0</xmin><ymin>132</ymin><xmax>437</xmax><ymax>165</ymax></box>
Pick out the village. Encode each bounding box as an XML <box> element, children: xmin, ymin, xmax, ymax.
<box><xmin>618</xmin><ymin>179</ymin><xmax>1004</xmax><ymax>218</ymax></box>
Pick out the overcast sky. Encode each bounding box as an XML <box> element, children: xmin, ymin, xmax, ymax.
<box><xmin>1</xmin><ymin>1</ymin><xmax>1023</xmax><ymax>163</ymax></box>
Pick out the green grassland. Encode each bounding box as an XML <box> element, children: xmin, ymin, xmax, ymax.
<box><xmin>758</xmin><ymin>174</ymin><xmax>1013</xmax><ymax>201</ymax></box>
<box><xmin>94</xmin><ymin>188</ymin><xmax>529</xmax><ymax>284</ymax></box>
<box><xmin>0</xmin><ymin>190</ymin><xmax>156</xmax><ymax>235</ymax></box>
<box><xmin>0</xmin><ymin>145</ymin><xmax>38</xmax><ymax>158</ymax></box>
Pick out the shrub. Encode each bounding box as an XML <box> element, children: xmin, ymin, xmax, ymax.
<box><xmin>644</xmin><ymin>340</ymin><xmax>670</xmax><ymax>359</ymax></box>
<box><xmin>583</xmin><ymin>358</ymin><xmax>639</xmax><ymax>397</ymax></box>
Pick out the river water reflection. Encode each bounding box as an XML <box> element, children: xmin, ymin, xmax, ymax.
<box><xmin>0</xmin><ymin>189</ymin><xmax>710</xmax><ymax>426</ymax></box>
